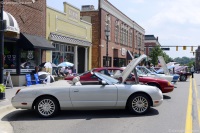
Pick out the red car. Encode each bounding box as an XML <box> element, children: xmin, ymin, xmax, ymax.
<box><xmin>65</xmin><ymin>67</ymin><xmax>174</xmax><ymax>93</ymax></box>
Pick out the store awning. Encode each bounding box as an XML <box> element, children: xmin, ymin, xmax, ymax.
<box><xmin>3</xmin><ymin>11</ymin><xmax>20</xmax><ymax>33</ymax></box>
<box><xmin>126</xmin><ymin>50</ymin><xmax>134</xmax><ymax>60</ymax></box>
<box><xmin>49</xmin><ymin>32</ymin><xmax>92</xmax><ymax>47</ymax></box>
<box><xmin>19</xmin><ymin>33</ymin><xmax>55</xmax><ymax>50</ymax></box>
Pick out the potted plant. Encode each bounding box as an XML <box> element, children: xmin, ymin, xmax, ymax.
<box><xmin>0</xmin><ymin>84</ymin><xmax>5</xmax><ymax>99</ymax></box>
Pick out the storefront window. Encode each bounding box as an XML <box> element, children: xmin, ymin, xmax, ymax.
<box><xmin>52</xmin><ymin>43</ymin><xmax>74</xmax><ymax>65</ymax></box>
<box><xmin>20</xmin><ymin>50</ymin><xmax>36</xmax><ymax>69</ymax></box>
<box><xmin>113</xmin><ymin>58</ymin><xmax>126</xmax><ymax>67</ymax></box>
<box><xmin>4</xmin><ymin>44</ymin><xmax>17</xmax><ymax>69</ymax></box>
<box><xmin>103</xmin><ymin>56</ymin><xmax>112</xmax><ymax>67</ymax></box>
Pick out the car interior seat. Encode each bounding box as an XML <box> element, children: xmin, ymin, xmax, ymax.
<box><xmin>72</xmin><ymin>76</ymin><xmax>82</xmax><ymax>85</ymax></box>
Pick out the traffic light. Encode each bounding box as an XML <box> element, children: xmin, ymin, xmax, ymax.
<box><xmin>193</xmin><ymin>52</ymin><xmax>195</xmax><ymax>56</ymax></box>
<box><xmin>176</xmin><ymin>46</ymin><xmax>178</xmax><ymax>51</ymax></box>
<box><xmin>191</xmin><ymin>46</ymin><xmax>193</xmax><ymax>51</ymax></box>
<box><xmin>183</xmin><ymin>46</ymin><xmax>186</xmax><ymax>50</ymax></box>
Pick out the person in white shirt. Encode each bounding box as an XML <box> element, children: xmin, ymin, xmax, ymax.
<box><xmin>59</xmin><ymin>67</ymin><xmax>65</xmax><ymax>76</ymax></box>
<box><xmin>59</xmin><ymin>67</ymin><xmax>69</xmax><ymax>76</ymax></box>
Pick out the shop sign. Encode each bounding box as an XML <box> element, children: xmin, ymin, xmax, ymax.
<box><xmin>68</xmin><ymin>9</ymin><xmax>78</xmax><ymax>20</ymax></box>
<box><xmin>121</xmin><ymin>48</ymin><xmax>126</xmax><ymax>56</ymax></box>
<box><xmin>4</xmin><ymin>69</ymin><xmax>34</xmax><ymax>73</ymax></box>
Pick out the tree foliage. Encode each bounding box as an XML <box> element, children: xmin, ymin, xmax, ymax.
<box><xmin>161</xmin><ymin>52</ymin><xmax>173</xmax><ymax>64</ymax></box>
<box><xmin>149</xmin><ymin>46</ymin><xmax>163</xmax><ymax>66</ymax></box>
<box><xmin>174</xmin><ymin>57</ymin><xmax>195</xmax><ymax>67</ymax></box>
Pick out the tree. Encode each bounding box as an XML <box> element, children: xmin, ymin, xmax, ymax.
<box><xmin>174</xmin><ymin>57</ymin><xmax>195</xmax><ymax>65</ymax></box>
<box><xmin>161</xmin><ymin>52</ymin><xmax>171</xmax><ymax>63</ymax></box>
<box><xmin>149</xmin><ymin>46</ymin><xmax>163</xmax><ymax>66</ymax></box>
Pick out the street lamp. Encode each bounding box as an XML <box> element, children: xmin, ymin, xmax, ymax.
<box><xmin>105</xmin><ymin>15</ymin><xmax>110</xmax><ymax>67</ymax></box>
<box><xmin>0</xmin><ymin>0</ymin><xmax>5</xmax><ymax>100</ymax></box>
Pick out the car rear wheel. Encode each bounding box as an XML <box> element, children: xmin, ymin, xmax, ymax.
<box><xmin>36</xmin><ymin>96</ymin><xmax>58</xmax><ymax>117</ymax></box>
<box><xmin>127</xmin><ymin>93</ymin><xmax>150</xmax><ymax>115</ymax></box>
<box><xmin>180</xmin><ymin>75</ymin><xmax>186</xmax><ymax>81</ymax></box>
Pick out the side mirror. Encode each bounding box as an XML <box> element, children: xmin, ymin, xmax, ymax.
<box><xmin>101</xmin><ymin>80</ymin><xmax>107</xmax><ymax>85</ymax></box>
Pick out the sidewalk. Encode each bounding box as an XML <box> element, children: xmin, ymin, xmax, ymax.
<box><xmin>0</xmin><ymin>86</ymin><xmax>26</xmax><ymax>110</ymax></box>
<box><xmin>0</xmin><ymin>87</ymin><xmax>26</xmax><ymax>133</ymax></box>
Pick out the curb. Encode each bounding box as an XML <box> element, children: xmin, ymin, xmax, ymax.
<box><xmin>0</xmin><ymin>104</ymin><xmax>14</xmax><ymax>115</ymax></box>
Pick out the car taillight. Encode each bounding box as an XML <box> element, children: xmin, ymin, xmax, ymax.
<box><xmin>15</xmin><ymin>89</ymin><xmax>21</xmax><ymax>95</ymax></box>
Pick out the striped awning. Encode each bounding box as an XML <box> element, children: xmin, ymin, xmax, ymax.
<box><xmin>3</xmin><ymin>11</ymin><xmax>20</xmax><ymax>34</ymax></box>
<box><xmin>49</xmin><ymin>33</ymin><xmax>92</xmax><ymax>47</ymax></box>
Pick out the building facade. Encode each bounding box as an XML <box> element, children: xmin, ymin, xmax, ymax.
<box><xmin>46</xmin><ymin>2</ymin><xmax>92</xmax><ymax>74</ymax></box>
<box><xmin>81</xmin><ymin>0</ymin><xmax>145</xmax><ymax>68</ymax></box>
<box><xmin>195</xmin><ymin>46</ymin><xmax>200</xmax><ymax>71</ymax></box>
<box><xmin>144</xmin><ymin>35</ymin><xmax>160</xmax><ymax>56</ymax></box>
<box><xmin>4</xmin><ymin>0</ymin><xmax>54</xmax><ymax>86</ymax></box>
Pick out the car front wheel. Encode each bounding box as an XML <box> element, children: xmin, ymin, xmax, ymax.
<box><xmin>36</xmin><ymin>96</ymin><xmax>58</xmax><ymax>117</ymax></box>
<box><xmin>180</xmin><ymin>75</ymin><xmax>186</xmax><ymax>81</ymax></box>
<box><xmin>127</xmin><ymin>93</ymin><xmax>150</xmax><ymax>115</ymax></box>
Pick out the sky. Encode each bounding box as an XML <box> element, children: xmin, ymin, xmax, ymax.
<box><xmin>47</xmin><ymin>0</ymin><xmax>200</xmax><ymax>59</ymax></box>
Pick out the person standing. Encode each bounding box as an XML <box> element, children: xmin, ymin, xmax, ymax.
<box><xmin>191</xmin><ymin>65</ymin><xmax>194</xmax><ymax>78</ymax></box>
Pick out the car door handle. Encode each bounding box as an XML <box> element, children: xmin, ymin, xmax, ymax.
<box><xmin>74</xmin><ymin>89</ymin><xmax>79</xmax><ymax>92</ymax></box>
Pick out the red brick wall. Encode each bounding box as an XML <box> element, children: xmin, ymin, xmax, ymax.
<box><xmin>81</xmin><ymin>11</ymin><xmax>101</xmax><ymax>68</ymax></box>
<box><xmin>4</xmin><ymin>0</ymin><xmax>46</xmax><ymax>38</ymax></box>
<box><xmin>101</xmin><ymin>9</ymin><xmax>135</xmax><ymax>66</ymax></box>
<box><xmin>145</xmin><ymin>42</ymin><xmax>157</xmax><ymax>56</ymax></box>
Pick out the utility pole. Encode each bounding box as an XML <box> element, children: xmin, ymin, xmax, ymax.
<box><xmin>0</xmin><ymin>0</ymin><xmax>4</xmax><ymax>99</ymax></box>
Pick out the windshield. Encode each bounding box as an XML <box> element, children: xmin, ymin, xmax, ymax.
<box><xmin>149</xmin><ymin>67</ymin><xmax>158</xmax><ymax>73</ymax></box>
<box><xmin>94</xmin><ymin>72</ymin><xmax>119</xmax><ymax>84</ymax></box>
<box><xmin>137</xmin><ymin>66</ymin><xmax>152</xmax><ymax>74</ymax></box>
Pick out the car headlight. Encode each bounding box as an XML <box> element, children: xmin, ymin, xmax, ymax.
<box><xmin>168</xmin><ymin>82</ymin><xmax>172</xmax><ymax>86</ymax></box>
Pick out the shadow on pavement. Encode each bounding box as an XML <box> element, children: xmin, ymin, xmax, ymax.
<box><xmin>163</xmin><ymin>95</ymin><xmax>171</xmax><ymax>99</ymax></box>
<box><xmin>2</xmin><ymin>108</ymin><xmax>159</xmax><ymax>121</ymax></box>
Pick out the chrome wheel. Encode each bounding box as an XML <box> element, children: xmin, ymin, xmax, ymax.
<box><xmin>180</xmin><ymin>75</ymin><xmax>186</xmax><ymax>81</ymax></box>
<box><xmin>36</xmin><ymin>96</ymin><xmax>58</xmax><ymax>117</ymax></box>
<box><xmin>132</xmin><ymin>96</ymin><xmax>148</xmax><ymax>113</ymax></box>
<box><xmin>128</xmin><ymin>93</ymin><xmax>150</xmax><ymax>115</ymax></box>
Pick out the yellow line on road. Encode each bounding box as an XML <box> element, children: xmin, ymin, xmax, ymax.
<box><xmin>185</xmin><ymin>77</ymin><xmax>193</xmax><ymax>133</ymax></box>
<box><xmin>193</xmin><ymin>79</ymin><xmax>200</xmax><ymax>128</ymax></box>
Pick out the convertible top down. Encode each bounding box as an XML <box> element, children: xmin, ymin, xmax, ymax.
<box><xmin>12</xmin><ymin>55</ymin><xmax>163</xmax><ymax>117</ymax></box>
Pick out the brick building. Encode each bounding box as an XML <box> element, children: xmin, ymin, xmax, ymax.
<box><xmin>3</xmin><ymin>0</ymin><xmax>54</xmax><ymax>86</ymax></box>
<box><xmin>81</xmin><ymin>0</ymin><xmax>145</xmax><ymax>68</ymax></box>
<box><xmin>144</xmin><ymin>35</ymin><xmax>160</xmax><ymax>56</ymax></box>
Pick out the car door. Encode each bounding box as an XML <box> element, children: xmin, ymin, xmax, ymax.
<box><xmin>70</xmin><ymin>84</ymin><xmax>118</xmax><ymax>108</ymax></box>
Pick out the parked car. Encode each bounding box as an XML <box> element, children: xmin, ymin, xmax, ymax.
<box><xmin>154</xmin><ymin>66</ymin><xmax>190</xmax><ymax>81</ymax></box>
<box><xmin>66</xmin><ymin>67</ymin><xmax>174</xmax><ymax>93</ymax></box>
<box><xmin>136</xmin><ymin>66</ymin><xmax>174</xmax><ymax>83</ymax></box>
<box><xmin>149</xmin><ymin>66</ymin><xmax>180</xmax><ymax>83</ymax></box>
<box><xmin>11</xmin><ymin>55</ymin><xmax>163</xmax><ymax>117</ymax></box>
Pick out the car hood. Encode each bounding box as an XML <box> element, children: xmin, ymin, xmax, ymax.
<box><xmin>158</xmin><ymin>56</ymin><xmax>170</xmax><ymax>75</ymax></box>
<box><xmin>121</xmin><ymin>54</ymin><xmax>147</xmax><ymax>83</ymax></box>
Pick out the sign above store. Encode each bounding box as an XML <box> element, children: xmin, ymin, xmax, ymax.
<box><xmin>121</xmin><ymin>48</ymin><xmax>126</xmax><ymax>56</ymax></box>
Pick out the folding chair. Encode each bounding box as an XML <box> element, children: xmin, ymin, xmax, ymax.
<box><xmin>34</xmin><ymin>74</ymin><xmax>40</xmax><ymax>84</ymax></box>
<box><xmin>25</xmin><ymin>74</ymin><xmax>32</xmax><ymax>86</ymax></box>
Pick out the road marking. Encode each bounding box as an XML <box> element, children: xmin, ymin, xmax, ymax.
<box><xmin>185</xmin><ymin>77</ymin><xmax>193</xmax><ymax>133</ymax></box>
<box><xmin>193</xmin><ymin>79</ymin><xmax>200</xmax><ymax>128</ymax></box>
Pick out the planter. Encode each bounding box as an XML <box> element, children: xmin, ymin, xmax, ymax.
<box><xmin>0</xmin><ymin>84</ymin><xmax>5</xmax><ymax>99</ymax></box>
<box><xmin>0</xmin><ymin>92</ymin><xmax>5</xmax><ymax>99</ymax></box>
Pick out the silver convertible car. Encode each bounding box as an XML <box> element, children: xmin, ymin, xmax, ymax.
<box><xmin>12</xmin><ymin>55</ymin><xmax>163</xmax><ymax>117</ymax></box>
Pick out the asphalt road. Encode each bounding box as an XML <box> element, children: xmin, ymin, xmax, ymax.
<box><xmin>2</xmin><ymin>74</ymin><xmax>200</xmax><ymax>133</ymax></box>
